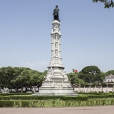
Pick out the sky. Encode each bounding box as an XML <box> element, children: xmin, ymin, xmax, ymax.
<box><xmin>0</xmin><ymin>0</ymin><xmax>114</xmax><ymax>73</ymax></box>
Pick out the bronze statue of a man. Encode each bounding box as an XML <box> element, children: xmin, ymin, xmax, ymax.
<box><xmin>53</xmin><ymin>5</ymin><xmax>60</xmax><ymax>21</ymax></box>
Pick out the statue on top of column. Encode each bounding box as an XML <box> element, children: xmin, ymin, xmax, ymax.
<box><xmin>53</xmin><ymin>5</ymin><xmax>60</xmax><ymax>22</ymax></box>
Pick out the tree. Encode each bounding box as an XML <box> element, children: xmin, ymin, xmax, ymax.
<box><xmin>11</xmin><ymin>67</ymin><xmax>45</xmax><ymax>92</ymax></box>
<box><xmin>29</xmin><ymin>70</ymin><xmax>45</xmax><ymax>89</ymax></box>
<box><xmin>0</xmin><ymin>66</ymin><xmax>16</xmax><ymax>88</ymax></box>
<box><xmin>11</xmin><ymin>67</ymin><xmax>30</xmax><ymax>92</ymax></box>
<box><xmin>68</xmin><ymin>73</ymin><xmax>78</xmax><ymax>86</ymax></box>
<box><xmin>0</xmin><ymin>66</ymin><xmax>46</xmax><ymax>92</ymax></box>
<box><xmin>106</xmin><ymin>70</ymin><xmax>114</xmax><ymax>75</ymax></box>
<box><xmin>93</xmin><ymin>0</ymin><xmax>114</xmax><ymax>8</ymax></box>
<box><xmin>79</xmin><ymin>66</ymin><xmax>101</xmax><ymax>83</ymax></box>
<box><xmin>68</xmin><ymin>72</ymin><xmax>84</xmax><ymax>87</ymax></box>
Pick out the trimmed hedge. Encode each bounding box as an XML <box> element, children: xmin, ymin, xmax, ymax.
<box><xmin>0</xmin><ymin>94</ymin><xmax>114</xmax><ymax>101</ymax></box>
<box><xmin>0</xmin><ymin>99</ymin><xmax>114</xmax><ymax>107</ymax></box>
<box><xmin>0</xmin><ymin>93</ymin><xmax>32</xmax><ymax>96</ymax></box>
<box><xmin>78</xmin><ymin>92</ymin><xmax>114</xmax><ymax>99</ymax></box>
<box><xmin>0</xmin><ymin>93</ymin><xmax>114</xmax><ymax>101</ymax></box>
<box><xmin>0</xmin><ymin>101</ymin><xmax>14</xmax><ymax>107</ymax></box>
<box><xmin>88</xmin><ymin>94</ymin><xmax>114</xmax><ymax>99</ymax></box>
<box><xmin>78</xmin><ymin>92</ymin><xmax>112</xmax><ymax>95</ymax></box>
<box><xmin>0</xmin><ymin>95</ymin><xmax>88</xmax><ymax>101</ymax></box>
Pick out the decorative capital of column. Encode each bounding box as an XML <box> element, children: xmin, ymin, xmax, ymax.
<box><xmin>51</xmin><ymin>20</ymin><xmax>61</xmax><ymax>35</ymax></box>
<box><xmin>52</xmin><ymin>20</ymin><xmax>60</xmax><ymax>26</ymax></box>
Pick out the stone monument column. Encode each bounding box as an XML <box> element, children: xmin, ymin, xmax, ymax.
<box><xmin>49</xmin><ymin>20</ymin><xmax>63</xmax><ymax>67</ymax></box>
<box><xmin>35</xmin><ymin>6</ymin><xmax>77</xmax><ymax>96</ymax></box>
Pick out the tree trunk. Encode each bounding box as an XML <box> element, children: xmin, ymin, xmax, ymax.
<box><xmin>21</xmin><ymin>86</ymin><xmax>23</xmax><ymax>93</ymax></box>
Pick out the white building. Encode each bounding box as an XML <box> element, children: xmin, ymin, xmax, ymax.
<box><xmin>104</xmin><ymin>74</ymin><xmax>114</xmax><ymax>83</ymax></box>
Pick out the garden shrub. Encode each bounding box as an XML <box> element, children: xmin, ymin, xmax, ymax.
<box><xmin>88</xmin><ymin>94</ymin><xmax>114</xmax><ymax>99</ymax></box>
<box><xmin>52</xmin><ymin>100</ymin><xmax>56</xmax><ymax>107</ymax></box>
<box><xmin>0</xmin><ymin>98</ymin><xmax>113</xmax><ymax>107</ymax></box>
<box><xmin>0</xmin><ymin>93</ymin><xmax>32</xmax><ymax>96</ymax></box>
<box><xmin>14</xmin><ymin>100</ymin><xmax>21</xmax><ymax>107</ymax></box>
<box><xmin>0</xmin><ymin>100</ymin><xmax>14</xmax><ymax>107</ymax></box>
<box><xmin>21</xmin><ymin>101</ymin><xmax>30</xmax><ymax>107</ymax></box>
<box><xmin>110</xmin><ymin>99</ymin><xmax>114</xmax><ymax>105</ymax></box>
<box><xmin>0</xmin><ymin>101</ymin><xmax>4</xmax><ymax>107</ymax></box>
<box><xmin>101</xmin><ymin>100</ymin><xmax>106</xmax><ymax>105</ymax></box>
<box><xmin>31</xmin><ymin>101</ymin><xmax>38</xmax><ymax>107</ymax></box>
<box><xmin>0</xmin><ymin>95</ymin><xmax>88</xmax><ymax>101</ymax></box>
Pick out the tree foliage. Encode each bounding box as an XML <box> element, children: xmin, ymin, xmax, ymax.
<box><xmin>106</xmin><ymin>70</ymin><xmax>114</xmax><ymax>75</ymax></box>
<box><xmin>78</xmin><ymin>66</ymin><xmax>105</xmax><ymax>83</ymax></box>
<box><xmin>0</xmin><ymin>66</ymin><xmax>46</xmax><ymax>92</ymax></box>
<box><xmin>93</xmin><ymin>0</ymin><xmax>114</xmax><ymax>8</ymax></box>
<box><xmin>68</xmin><ymin>72</ymin><xmax>84</xmax><ymax>86</ymax></box>
<box><xmin>0</xmin><ymin>66</ymin><xmax>113</xmax><ymax>91</ymax></box>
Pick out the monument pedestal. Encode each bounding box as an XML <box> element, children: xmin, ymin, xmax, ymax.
<box><xmin>35</xmin><ymin>87</ymin><xmax>75</xmax><ymax>96</ymax></box>
<box><xmin>35</xmin><ymin>20</ymin><xmax>77</xmax><ymax>96</ymax></box>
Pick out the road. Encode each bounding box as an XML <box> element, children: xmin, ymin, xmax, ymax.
<box><xmin>0</xmin><ymin>106</ymin><xmax>114</xmax><ymax>114</ymax></box>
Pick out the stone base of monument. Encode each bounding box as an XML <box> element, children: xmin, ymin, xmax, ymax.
<box><xmin>33</xmin><ymin>66</ymin><xmax>77</xmax><ymax>96</ymax></box>
<box><xmin>34</xmin><ymin>79</ymin><xmax>77</xmax><ymax>96</ymax></box>
<box><xmin>34</xmin><ymin>87</ymin><xmax>77</xmax><ymax>96</ymax></box>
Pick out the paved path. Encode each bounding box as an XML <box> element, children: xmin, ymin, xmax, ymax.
<box><xmin>0</xmin><ymin>106</ymin><xmax>114</xmax><ymax>114</ymax></box>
